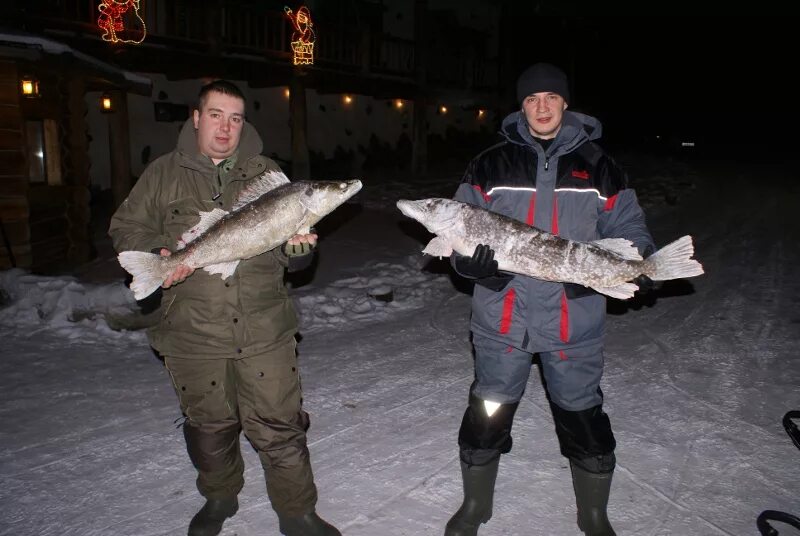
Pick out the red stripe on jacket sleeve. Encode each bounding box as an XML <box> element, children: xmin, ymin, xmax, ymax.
<box><xmin>472</xmin><ymin>185</ymin><xmax>492</xmax><ymax>203</ymax></box>
<box><xmin>560</xmin><ymin>291</ymin><xmax>569</xmax><ymax>342</ymax></box>
<box><xmin>604</xmin><ymin>194</ymin><xmax>618</xmax><ymax>211</ymax></box>
<box><xmin>499</xmin><ymin>288</ymin><xmax>516</xmax><ymax>334</ymax></box>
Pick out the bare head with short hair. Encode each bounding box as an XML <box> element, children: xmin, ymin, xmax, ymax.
<box><xmin>193</xmin><ymin>80</ymin><xmax>247</xmax><ymax>163</ymax></box>
<box><xmin>197</xmin><ymin>79</ymin><xmax>246</xmax><ymax>113</ymax></box>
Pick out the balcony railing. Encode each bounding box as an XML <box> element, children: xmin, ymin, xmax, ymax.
<box><xmin>10</xmin><ymin>0</ymin><xmax>496</xmax><ymax>90</ymax></box>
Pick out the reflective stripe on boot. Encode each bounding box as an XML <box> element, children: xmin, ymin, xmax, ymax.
<box><xmin>444</xmin><ymin>458</ymin><xmax>500</xmax><ymax>536</ymax></box>
<box><xmin>570</xmin><ymin>461</ymin><xmax>616</xmax><ymax>536</ymax></box>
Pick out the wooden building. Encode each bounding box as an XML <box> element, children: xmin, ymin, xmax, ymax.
<box><xmin>2</xmin><ymin>1</ymin><xmax>503</xmax><ymax>273</ymax></box>
<box><xmin>0</xmin><ymin>31</ymin><xmax>150</xmax><ymax>272</ymax></box>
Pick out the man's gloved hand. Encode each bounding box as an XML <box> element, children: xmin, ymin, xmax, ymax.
<box><xmin>454</xmin><ymin>244</ymin><xmax>513</xmax><ymax>291</ymax></box>
<box><xmin>454</xmin><ymin>244</ymin><xmax>499</xmax><ymax>279</ymax></box>
<box><xmin>634</xmin><ymin>245</ymin><xmax>657</xmax><ymax>294</ymax></box>
<box><xmin>282</xmin><ymin>229</ymin><xmax>318</xmax><ymax>257</ymax></box>
<box><xmin>282</xmin><ymin>241</ymin><xmax>315</xmax><ymax>257</ymax></box>
<box><xmin>633</xmin><ymin>273</ymin><xmax>655</xmax><ymax>293</ymax></box>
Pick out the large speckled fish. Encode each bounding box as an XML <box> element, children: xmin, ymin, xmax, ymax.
<box><xmin>397</xmin><ymin>198</ymin><xmax>703</xmax><ymax>299</ymax></box>
<box><xmin>118</xmin><ymin>171</ymin><xmax>361</xmax><ymax>300</ymax></box>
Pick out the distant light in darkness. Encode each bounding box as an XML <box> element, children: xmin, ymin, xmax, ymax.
<box><xmin>284</xmin><ymin>88</ymin><xmax>290</xmax><ymax>99</ymax></box>
<box><xmin>395</xmin><ymin>99</ymin><xmax>404</xmax><ymax>109</ymax></box>
<box><xmin>343</xmin><ymin>95</ymin><xmax>353</xmax><ymax>105</ymax></box>
<box><xmin>477</xmin><ymin>109</ymin><xmax>485</xmax><ymax>118</ymax></box>
<box><xmin>439</xmin><ymin>105</ymin><xmax>448</xmax><ymax>114</ymax></box>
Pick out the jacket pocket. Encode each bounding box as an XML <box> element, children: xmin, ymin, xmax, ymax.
<box><xmin>164</xmin><ymin>197</ymin><xmax>206</xmax><ymax>249</ymax></box>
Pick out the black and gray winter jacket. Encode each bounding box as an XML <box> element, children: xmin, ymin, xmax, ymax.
<box><xmin>453</xmin><ymin>110</ymin><xmax>655</xmax><ymax>352</ymax></box>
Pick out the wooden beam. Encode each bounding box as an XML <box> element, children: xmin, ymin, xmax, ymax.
<box><xmin>107</xmin><ymin>89</ymin><xmax>132</xmax><ymax>210</ymax></box>
<box><xmin>289</xmin><ymin>67</ymin><xmax>310</xmax><ymax>180</ymax></box>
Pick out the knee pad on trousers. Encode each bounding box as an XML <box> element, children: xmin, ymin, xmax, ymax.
<box><xmin>458</xmin><ymin>392</ymin><xmax>519</xmax><ymax>466</ymax></box>
<box><xmin>550</xmin><ymin>402</ymin><xmax>616</xmax><ymax>473</ymax></box>
<box><xmin>183</xmin><ymin>419</ymin><xmax>242</xmax><ymax>472</ymax></box>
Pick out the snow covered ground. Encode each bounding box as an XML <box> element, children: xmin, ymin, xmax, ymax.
<box><xmin>1</xmin><ymin>155</ymin><xmax>799</xmax><ymax>536</ymax></box>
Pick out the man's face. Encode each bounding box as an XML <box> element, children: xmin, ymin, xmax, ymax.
<box><xmin>521</xmin><ymin>92</ymin><xmax>567</xmax><ymax>140</ymax></box>
<box><xmin>193</xmin><ymin>91</ymin><xmax>245</xmax><ymax>163</ymax></box>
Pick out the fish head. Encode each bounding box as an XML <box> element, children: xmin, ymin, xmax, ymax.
<box><xmin>396</xmin><ymin>198</ymin><xmax>462</xmax><ymax>234</ymax></box>
<box><xmin>298</xmin><ymin>179</ymin><xmax>363</xmax><ymax>218</ymax></box>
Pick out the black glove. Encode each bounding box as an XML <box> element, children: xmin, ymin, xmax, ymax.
<box><xmin>633</xmin><ymin>273</ymin><xmax>655</xmax><ymax>293</ymax></box>
<box><xmin>454</xmin><ymin>244</ymin><xmax>513</xmax><ymax>292</ymax></box>
<box><xmin>454</xmin><ymin>244</ymin><xmax>499</xmax><ymax>279</ymax></box>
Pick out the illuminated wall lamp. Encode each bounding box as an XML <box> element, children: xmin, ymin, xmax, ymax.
<box><xmin>20</xmin><ymin>76</ymin><xmax>40</xmax><ymax>98</ymax></box>
<box><xmin>343</xmin><ymin>95</ymin><xmax>353</xmax><ymax>105</ymax></box>
<box><xmin>439</xmin><ymin>105</ymin><xmax>448</xmax><ymax>114</ymax></box>
<box><xmin>395</xmin><ymin>99</ymin><xmax>404</xmax><ymax>109</ymax></box>
<box><xmin>477</xmin><ymin>109</ymin><xmax>486</xmax><ymax>118</ymax></box>
<box><xmin>101</xmin><ymin>93</ymin><xmax>114</xmax><ymax>113</ymax></box>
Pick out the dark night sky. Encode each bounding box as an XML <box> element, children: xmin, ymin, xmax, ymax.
<box><xmin>503</xmin><ymin>15</ymin><xmax>797</xmax><ymax>157</ymax></box>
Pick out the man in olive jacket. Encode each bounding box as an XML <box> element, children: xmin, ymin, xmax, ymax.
<box><xmin>109</xmin><ymin>80</ymin><xmax>340</xmax><ymax>536</ymax></box>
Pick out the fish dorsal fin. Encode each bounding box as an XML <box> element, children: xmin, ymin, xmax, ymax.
<box><xmin>176</xmin><ymin>208</ymin><xmax>228</xmax><ymax>250</ymax></box>
<box><xmin>231</xmin><ymin>170</ymin><xmax>290</xmax><ymax>211</ymax></box>
<box><xmin>591</xmin><ymin>238</ymin><xmax>643</xmax><ymax>261</ymax></box>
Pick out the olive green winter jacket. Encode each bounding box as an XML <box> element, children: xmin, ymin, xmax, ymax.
<box><xmin>109</xmin><ymin>119</ymin><xmax>298</xmax><ymax>358</ymax></box>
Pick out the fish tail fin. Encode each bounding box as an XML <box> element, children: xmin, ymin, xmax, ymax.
<box><xmin>117</xmin><ymin>251</ymin><xmax>168</xmax><ymax>300</ymax></box>
<box><xmin>645</xmin><ymin>235</ymin><xmax>704</xmax><ymax>281</ymax></box>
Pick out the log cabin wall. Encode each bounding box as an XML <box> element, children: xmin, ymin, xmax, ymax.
<box><xmin>0</xmin><ymin>59</ymin><xmax>29</xmax><ymax>270</ymax></box>
<box><xmin>0</xmin><ymin>58</ymin><xmax>92</xmax><ymax>273</ymax></box>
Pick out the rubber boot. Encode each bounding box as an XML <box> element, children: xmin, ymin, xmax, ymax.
<box><xmin>278</xmin><ymin>511</ymin><xmax>341</xmax><ymax>536</ymax></box>
<box><xmin>444</xmin><ymin>458</ymin><xmax>500</xmax><ymax>536</ymax></box>
<box><xmin>187</xmin><ymin>497</ymin><xmax>238</xmax><ymax>536</ymax></box>
<box><xmin>570</xmin><ymin>461</ymin><xmax>616</xmax><ymax>536</ymax></box>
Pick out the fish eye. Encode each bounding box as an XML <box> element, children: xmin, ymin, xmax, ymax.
<box><xmin>338</xmin><ymin>182</ymin><xmax>347</xmax><ymax>189</ymax></box>
<box><xmin>305</xmin><ymin>187</ymin><xmax>314</xmax><ymax>196</ymax></box>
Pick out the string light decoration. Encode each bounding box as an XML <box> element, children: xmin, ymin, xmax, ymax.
<box><xmin>284</xmin><ymin>5</ymin><xmax>316</xmax><ymax>65</ymax></box>
<box><xmin>97</xmin><ymin>0</ymin><xmax>146</xmax><ymax>44</ymax></box>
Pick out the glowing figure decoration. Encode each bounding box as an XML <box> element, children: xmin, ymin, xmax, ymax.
<box><xmin>284</xmin><ymin>5</ymin><xmax>316</xmax><ymax>65</ymax></box>
<box><xmin>98</xmin><ymin>0</ymin><xmax>146</xmax><ymax>44</ymax></box>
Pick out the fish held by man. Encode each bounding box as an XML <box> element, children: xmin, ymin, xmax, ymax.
<box><xmin>118</xmin><ymin>171</ymin><xmax>362</xmax><ymax>300</ymax></box>
<box><xmin>396</xmin><ymin>198</ymin><xmax>703</xmax><ymax>300</ymax></box>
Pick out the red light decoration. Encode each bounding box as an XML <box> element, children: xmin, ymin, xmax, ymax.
<box><xmin>98</xmin><ymin>0</ymin><xmax>146</xmax><ymax>44</ymax></box>
<box><xmin>284</xmin><ymin>5</ymin><xmax>316</xmax><ymax>65</ymax></box>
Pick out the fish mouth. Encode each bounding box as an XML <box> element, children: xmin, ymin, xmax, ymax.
<box><xmin>341</xmin><ymin>179</ymin><xmax>363</xmax><ymax>200</ymax></box>
<box><xmin>396</xmin><ymin>199</ymin><xmax>429</xmax><ymax>223</ymax></box>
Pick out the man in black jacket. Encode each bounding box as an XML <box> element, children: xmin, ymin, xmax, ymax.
<box><xmin>444</xmin><ymin>63</ymin><xmax>656</xmax><ymax>536</ymax></box>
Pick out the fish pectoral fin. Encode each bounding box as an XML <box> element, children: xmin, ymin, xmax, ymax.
<box><xmin>178</xmin><ymin>208</ymin><xmax>228</xmax><ymax>249</ymax></box>
<box><xmin>591</xmin><ymin>282</ymin><xmax>639</xmax><ymax>300</ymax></box>
<box><xmin>203</xmin><ymin>260</ymin><xmax>240</xmax><ymax>279</ymax></box>
<box><xmin>591</xmin><ymin>238</ymin><xmax>642</xmax><ymax>261</ymax></box>
<box><xmin>422</xmin><ymin>236</ymin><xmax>453</xmax><ymax>258</ymax></box>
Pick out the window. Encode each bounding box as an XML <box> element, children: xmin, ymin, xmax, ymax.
<box><xmin>25</xmin><ymin>119</ymin><xmax>62</xmax><ymax>185</ymax></box>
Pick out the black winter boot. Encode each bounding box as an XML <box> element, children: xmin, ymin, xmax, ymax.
<box><xmin>278</xmin><ymin>511</ymin><xmax>341</xmax><ymax>536</ymax></box>
<box><xmin>188</xmin><ymin>497</ymin><xmax>238</xmax><ymax>536</ymax></box>
<box><xmin>444</xmin><ymin>458</ymin><xmax>500</xmax><ymax>536</ymax></box>
<box><xmin>570</xmin><ymin>462</ymin><xmax>616</xmax><ymax>536</ymax></box>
